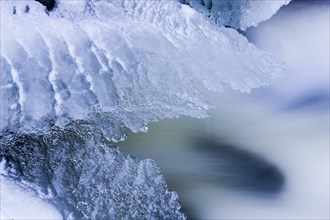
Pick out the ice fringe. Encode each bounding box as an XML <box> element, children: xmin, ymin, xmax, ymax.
<box><xmin>1</xmin><ymin>0</ymin><xmax>286</xmax><ymax>141</ymax></box>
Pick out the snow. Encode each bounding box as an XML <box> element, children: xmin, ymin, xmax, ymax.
<box><xmin>0</xmin><ymin>0</ymin><xmax>285</xmax><ymax>141</ymax></box>
<box><xmin>0</xmin><ymin>0</ymin><xmax>288</xmax><ymax>219</ymax></box>
<box><xmin>0</xmin><ymin>160</ymin><xmax>63</xmax><ymax>220</ymax></box>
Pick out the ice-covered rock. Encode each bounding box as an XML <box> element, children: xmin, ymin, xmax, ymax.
<box><xmin>180</xmin><ymin>0</ymin><xmax>291</xmax><ymax>30</ymax></box>
<box><xmin>0</xmin><ymin>124</ymin><xmax>185</xmax><ymax>220</ymax></box>
<box><xmin>0</xmin><ymin>0</ymin><xmax>285</xmax><ymax>141</ymax></box>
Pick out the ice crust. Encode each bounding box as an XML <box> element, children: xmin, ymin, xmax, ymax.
<box><xmin>0</xmin><ymin>125</ymin><xmax>185</xmax><ymax>220</ymax></box>
<box><xmin>181</xmin><ymin>0</ymin><xmax>291</xmax><ymax>30</ymax></box>
<box><xmin>0</xmin><ymin>0</ymin><xmax>285</xmax><ymax>140</ymax></box>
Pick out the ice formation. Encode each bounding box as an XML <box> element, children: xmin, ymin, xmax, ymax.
<box><xmin>181</xmin><ymin>0</ymin><xmax>291</xmax><ymax>30</ymax></box>
<box><xmin>0</xmin><ymin>0</ymin><xmax>288</xmax><ymax>219</ymax></box>
<box><xmin>1</xmin><ymin>0</ymin><xmax>285</xmax><ymax>140</ymax></box>
<box><xmin>0</xmin><ymin>125</ymin><xmax>185</xmax><ymax>219</ymax></box>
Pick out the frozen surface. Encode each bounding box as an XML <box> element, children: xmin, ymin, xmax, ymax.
<box><xmin>0</xmin><ymin>125</ymin><xmax>185</xmax><ymax>220</ymax></box>
<box><xmin>181</xmin><ymin>0</ymin><xmax>291</xmax><ymax>30</ymax></box>
<box><xmin>0</xmin><ymin>0</ymin><xmax>284</xmax><ymax>141</ymax></box>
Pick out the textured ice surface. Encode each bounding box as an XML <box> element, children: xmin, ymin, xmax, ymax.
<box><xmin>0</xmin><ymin>0</ymin><xmax>285</xmax><ymax>141</ymax></box>
<box><xmin>0</xmin><ymin>124</ymin><xmax>185</xmax><ymax>220</ymax></box>
<box><xmin>181</xmin><ymin>0</ymin><xmax>291</xmax><ymax>30</ymax></box>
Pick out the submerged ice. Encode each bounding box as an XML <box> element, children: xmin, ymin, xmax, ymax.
<box><xmin>0</xmin><ymin>0</ymin><xmax>288</xmax><ymax>219</ymax></box>
<box><xmin>181</xmin><ymin>0</ymin><xmax>290</xmax><ymax>30</ymax></box>
<box><xmin>0</xmin><ymin>125</ymin><xmax>184</xmax><ymax>220</ymax></box>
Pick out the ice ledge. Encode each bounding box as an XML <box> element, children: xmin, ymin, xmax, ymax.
<box><xmin>1</xmin><ymin>0</ymin><xmax>285</xmax><ymax>140</ymax></box>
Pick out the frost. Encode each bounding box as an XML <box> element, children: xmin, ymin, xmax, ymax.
<box><xmin>0</xmin><ymin>125</ymin><xmax>185</xmax><ymax>220</ymax></box>
<box><xmin>181</xmin><ymin>0</ymin><xmax>291</xmax><ymax>30</ymax></box>
<box><xmin>0</xmin><ymin>0</ymin><xmax>285</xmax><ymax>140</ymax></box>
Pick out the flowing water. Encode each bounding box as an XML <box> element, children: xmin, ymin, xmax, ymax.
<box><xmin>118</xmin><ymin>1</ymin><xmax>330</xmax><ymax>219</ymax></box>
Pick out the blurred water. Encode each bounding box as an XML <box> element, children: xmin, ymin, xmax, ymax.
<box><xmin>119</xmin><ymin>1</ymin><xmax>330</xmax><ymax>219</ymax></box>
